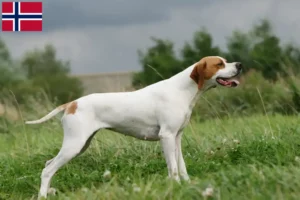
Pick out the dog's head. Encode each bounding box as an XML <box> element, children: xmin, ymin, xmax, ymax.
<box><xmin>190</xmin><ymin>56</ymin><xmax>242</xmax><ymax>90</ymax></box>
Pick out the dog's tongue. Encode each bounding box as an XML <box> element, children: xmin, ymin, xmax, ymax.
<box><xmin>219</xmin><ymin>79</ymin><xmax>240</xmax><ymax>87</ymax></box>
<box><xmin>218</xmin><ymin>79</ymin><xmax>230</xmax><ymax>86</ymax></box>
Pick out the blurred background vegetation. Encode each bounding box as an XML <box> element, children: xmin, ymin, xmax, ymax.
<box><xmin>1</xmin><ymin>19</ymin><xmax>300</xmax><ymax>122</ymax></box>
<box><xmin>0</xmin><ymin>42</ymin><xmax>84</xmax><ymax>105</ymax></box>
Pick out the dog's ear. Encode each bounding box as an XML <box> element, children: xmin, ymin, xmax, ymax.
<box><xmin>190</xmin><ymin>59</ymin><xmax>206</xmax><ymax>89</ymax></box>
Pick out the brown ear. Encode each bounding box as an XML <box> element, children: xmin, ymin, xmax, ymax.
<box><xmin>190</xmin><ymin>59</ymin><xmax>206</xmax><ymax>89</ymax></box>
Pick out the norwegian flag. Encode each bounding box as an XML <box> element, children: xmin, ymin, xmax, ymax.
<box><xmin>2</xmin><ymin>1</ymin><xmax>42</xmax><ymax>32</ymax></box>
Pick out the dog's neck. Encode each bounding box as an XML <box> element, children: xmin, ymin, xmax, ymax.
<box><xmin>168</xmin><ymin>63</ymin><xmax>215</xmax><ymax>109</ymax></box>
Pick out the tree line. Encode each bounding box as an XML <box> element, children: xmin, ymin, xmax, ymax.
<box><xmin>133</xmin><ymin>19</ymin><xmax>300</xmax><ymax>87</ymax></box>
<box><xmin>1</xmin><ymin>19</ymin><xmax>300</xmax><ymax>108</ymax></box>
<box><xmin>0</xmin><ymin>42</ymin><xmax>83</xmax><ymax>104</ymax></box>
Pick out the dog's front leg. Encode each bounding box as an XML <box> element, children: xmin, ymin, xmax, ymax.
<box><xmin>159</xmin><ymin>130</ymin><xmax>180</xmax><ymax>182</ymax></box>
<box><xmin>176</xmin><ymin>132</ymin><xmax>190</xmax><ymax>182</ymax></box>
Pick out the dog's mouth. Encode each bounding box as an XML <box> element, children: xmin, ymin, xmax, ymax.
<box><xmin>216</xmin><ymin>75</ymin><xmax>240</xmax><ymax>87</ymax></box>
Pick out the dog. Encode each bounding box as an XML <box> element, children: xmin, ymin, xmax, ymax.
<box><xmin>25</xmin><ymin>56</ymin><xmax>242</xmax><ymax>198</ymax></box>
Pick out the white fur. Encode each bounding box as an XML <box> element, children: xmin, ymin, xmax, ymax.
<box><xmin>26</xmin><ymin>56</ymin><xmax>240</xmax><ymax>199</ymax></box>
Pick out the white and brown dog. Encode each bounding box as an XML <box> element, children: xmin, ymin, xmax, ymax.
<box><xmin>26</xmin><ymin>56</ymin><xmax>242</xmax><ymax>198</ymax></box>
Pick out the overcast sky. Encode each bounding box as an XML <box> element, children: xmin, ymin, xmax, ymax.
<box><xmin>1</xmin><ymin>0</ymin><xmax>300</xmax><ymax>75</ymax></box>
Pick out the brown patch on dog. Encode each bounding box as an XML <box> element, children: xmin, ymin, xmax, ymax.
<box><xmin>190</xmin><ymin>56</ymin><xmax>226</xmax><ymax>89</ymax></box>
<box><xmin>190</xmin><ymin>59</ymin><xmax>206</xmax><ymax>89</ymax></box>
<box><xmin>65</xmin><ymin>101</ymin><xmax>78</xmax><ymax>115</ymax></box>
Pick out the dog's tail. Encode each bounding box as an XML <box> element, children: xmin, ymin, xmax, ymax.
<box><xmin>25</xmin><ymin>103</ymin><xmax>69</xmax><ymax>125</ymax></box>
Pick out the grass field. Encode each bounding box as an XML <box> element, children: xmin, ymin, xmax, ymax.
<box><xmin>1</xmin><ymin>114</ymin><xmax>300</xmax><ymax>200</ymax></box>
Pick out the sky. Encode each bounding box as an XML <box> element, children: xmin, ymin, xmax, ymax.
<box><xmin>1</xmin><ymin>0</ymin><xmax>300</xmax><ymax>75</ymax></box>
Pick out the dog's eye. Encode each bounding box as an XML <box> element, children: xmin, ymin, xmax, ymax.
<box><xmin>217</xmin><ymin>62</ymin><xmax>223</xmax><ymax>66</ymax></box>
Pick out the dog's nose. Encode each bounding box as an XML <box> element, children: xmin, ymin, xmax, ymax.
<box><xmin>235</xmin><ymin>62</ymin><xmax>242</xmax><ymax>71</ymax></box>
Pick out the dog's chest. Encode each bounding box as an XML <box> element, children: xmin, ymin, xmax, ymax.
<box><xmin>180</xmin><ymin>110</ymin><xmax>193</xmax><ymax>131</ymax></box>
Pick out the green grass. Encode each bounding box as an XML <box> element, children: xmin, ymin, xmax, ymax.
<box><xmin>1</xmin><ymin>114</ymin><xmax>300</xmax><ymax>200</ymax></box>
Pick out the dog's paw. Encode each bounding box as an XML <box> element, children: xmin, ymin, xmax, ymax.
<box><xmin>37</xmin><ymin>194</ymin><xmax>47</xmax><ymax>200</ymax></box>
<box><xmin>166</xmin><ymin>175</ymin><xmax>181</xmax><ymax>184</ymax></box>
<box><xmin>180</xmin><ymin>174</ymin><xmax>191</xmax><ymax>183</ymax></box>
<box><xmin>47</xmin><ymin>187</ymin><xmax>57</xmax><ymax>195</ymax></box>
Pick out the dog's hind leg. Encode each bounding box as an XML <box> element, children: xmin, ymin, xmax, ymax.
<box><xmin>38</xmin><ymin>117</ymin><xmax>99</xmax><ymax>199</ymax></box>
<box><xmin>44</xmin><ymin>131</ymin><xmax>97</xmax><ymax>169</ymax></box>
<box><xmin>45</xmin><ymin>158</ymin><xmax>54</xmax><ymax>167</ymax></box>
<box><xmin>79</xmin><ymin>131</ymin><xmax>98</xmax><ymax>155</ymax></box>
